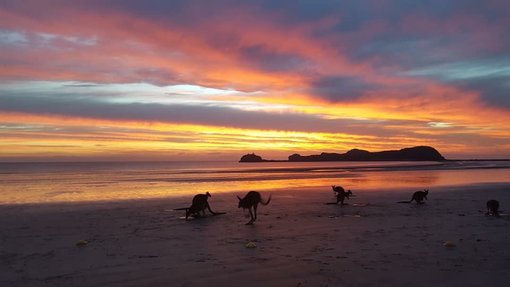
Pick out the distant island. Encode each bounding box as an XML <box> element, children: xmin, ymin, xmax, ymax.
<box><xmin>238</xmin><ymin>153</ymin><xmax>286</xmax><ymax>163</ymax></box>
<box><xmin>239</xmin><ymin>146</ymin><xmax>446</xmax><ymax>162</ymax></box>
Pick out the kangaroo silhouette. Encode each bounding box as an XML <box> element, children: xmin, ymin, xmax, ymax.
<box><xmin>237</xmin><ymin>191</ymin><xmax>271</xmax><ymax>225</ymax></box>
<box><xmin>398</xmin><ymin>189</ymin><xmax>428</xmax><ymax>204</ymax></box>
<box><xmin>486</xmin><ymin>200</ymin><xmax>500</xmax><ymax>217</ymax></box>
<box><xmin>174</xmin><ymin>192</ymin><xmax>224</xmax><ymax>219</ymax></box>
<box><xmin>326</xmin><ymin>185</ymin><xmax>353</xmax><ymax>205</ymax></box>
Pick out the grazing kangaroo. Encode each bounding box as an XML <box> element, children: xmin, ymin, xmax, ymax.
<box><xmin>398</xmin><ymin>189</ymin><xmax>429</xmax><ymax>204</ymax></box>
<box><xmin>486</xmin><ymin>200</ymin><xmax>500</xmax><ymax>217</ymax></box>
<box><xmin>237</xmin><ymin>191</ymin><xmax>271</xmax><ymax>225</ymax></box>
<box><xmin>174</xmin><ymin>192</ymin><xmax>224</xmax><ymax>219</ymax></box>
<box><xmin>327</xmin><ymin>185</ymin><xmax>353</xmax><ymax>205</ymax></box>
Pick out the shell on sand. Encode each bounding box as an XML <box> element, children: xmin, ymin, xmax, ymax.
<box><xmin>443</xmin><ymin>240</ymin><xmax>456</xmax><ymax>248</ymax></box>
<box><xmin>245</xmin><ymin>242</ymin><xmax>257</xmax><ymax>248</ymax></box>
<box><xmin>76</xmin><ymin>240</ymin><xmax>89</xmax><ymax>247</ymax></box>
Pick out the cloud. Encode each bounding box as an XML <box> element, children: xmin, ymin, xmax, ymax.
<box><xmin>0</xmin><ymin>91</ymin><xmax>376</xmax><ymax>135</ymax></box>
<box><xmin>236</xmin><ymin>44</ymin><xmax>311</xmax><ymax>73</ymax></box>
<box><xmin>307</xmin><ymin>76</ymin><xmax>380</xmax><ymax>102</ymax></box>
<box><xmin>401</xmin><ymin>57</ymin><xmax>510</xmax><ymax>107</ymax></box>
<box><xmin>460</xmin><ymin>78</ymin><xmax>510</xmax><ymax>107</ymax></box>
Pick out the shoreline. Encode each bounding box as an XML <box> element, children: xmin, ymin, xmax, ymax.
<box><xmin>2</xmin><ymin>182</ymin><xmax>510</xmax><ymax>286</ymax></box>
<box><xmin>2</xmin><ymin>181</ymin><xmax>510</xmax><ymax>207</ymax></box>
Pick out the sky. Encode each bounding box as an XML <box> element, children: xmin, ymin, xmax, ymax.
<box><xmin>1</xmin><ymin>0</ymin><xmax>510</xmax><ymax>161</ymax></box>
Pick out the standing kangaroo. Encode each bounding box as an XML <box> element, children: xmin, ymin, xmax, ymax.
<box><xmin>327</xmin><ymin>185</ymin><xmax>353</xmax><ymax>205</ymax></box>
<box><xmin>398</xmin><ymin>189</ymin><xmax>429</xmax><ymax>204</ymax></box>
<box><xmin>237</xmin><ymin>191</ymin><xmax>271</xmax><ymax>225</ymax></box>
<box><xmin>174</xmin><ymin>192</ymin><xmax>224</xmax><ymax>219</ymax></box>
<box><xmin>486</xmin><ymin>200</ymin><xmax>500</xmax><ymax>217</ymax></box>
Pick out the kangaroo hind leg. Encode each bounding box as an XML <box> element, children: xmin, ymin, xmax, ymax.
<box><xmin>246</xmin><ymin>208</ymin><xmax>255</xmax><ymax>225</ymax></box>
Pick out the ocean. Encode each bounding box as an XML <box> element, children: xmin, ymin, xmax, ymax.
<box><xmin>1</xmin><ymin>161</ymin><xmax>509</xmax><ymax>204</ymax></box>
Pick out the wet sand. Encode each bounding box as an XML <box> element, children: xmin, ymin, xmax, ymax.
<box><xmin>2</xmin><ymin>183</ymin><xmax>510</xmax><ymax>286</ymax></box>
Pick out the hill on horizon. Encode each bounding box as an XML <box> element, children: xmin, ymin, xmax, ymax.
<box><xmin>239</xmin><ymin>146</ymin><xmax>446</xmax><ymax>162</ymax></box>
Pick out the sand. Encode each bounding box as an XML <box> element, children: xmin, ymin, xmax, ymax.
<box><xmin>2</xmin><ymin>183</ymin><xmax>510</xmax><ymax>287</ymax></box>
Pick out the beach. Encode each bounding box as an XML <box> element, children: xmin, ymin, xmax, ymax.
<box><xmin>2</xmin><ymin>182</ymin><xmax>510</xmax><ymax>287</ymax></box>
<box><xmin>3</xmin><ymin>1</ymin><xmax>510</xmax><ymax>286</ymax></box>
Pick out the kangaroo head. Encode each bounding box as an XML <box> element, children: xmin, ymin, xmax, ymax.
<box><xmin>237</xmin><ymin>195</ymin><xmax>242</xmax><ymax>208</ymax></box>
<box><xmin>424</xmin><ymin>189</ymin><xmax>429</xmax><ymax>194</ymax></box>
<box><xmin>185</xmin><ymin>208</ymin><xmax>191</xmax><ymax>219</ymax></box>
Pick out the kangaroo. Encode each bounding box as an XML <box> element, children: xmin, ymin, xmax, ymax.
<box><xmin>327</xmin><ymin>185</ymin><xmax>353</xmax><ymax>205</ymax></box>
<box><xmin>398</xmin><ymin>189</ymin><xmax>429</xmax><ymax>204</ymax></box>
<box><xmin>486</xmin><ymin>200</ymin><xmax>500</xmax><ymax>217</ymax></box>
<box><xmin>237</xmin><ymin>191</ymin><xmax>271</xmax><ymax>225</ymax></box>
<box><xmin>174</xmin><ymin>192</ymin><xmax>224</xmax><ymax>219</ymax></box>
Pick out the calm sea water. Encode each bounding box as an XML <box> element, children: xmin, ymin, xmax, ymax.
<box><xmin>0</xmin><ymin>161</ymin><xmax>509</xmax><ymax>204</ymax></box>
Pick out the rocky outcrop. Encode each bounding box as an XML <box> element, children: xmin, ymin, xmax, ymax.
<box><xmin>239</xmin><ymin>153</ymin><xmax>264</xmax><ymax>162</ymax></box>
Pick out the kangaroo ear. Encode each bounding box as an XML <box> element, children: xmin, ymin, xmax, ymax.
<box><xmin>206</xmin><ymin>192</ymin><xmax>211</xmax><ymax>197</ymax></box>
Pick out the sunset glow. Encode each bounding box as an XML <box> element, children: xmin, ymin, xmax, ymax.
<box><xmin>1</xmin><ymin>1</ymin><xmax>510</xmax><ymax>161</ymax></box>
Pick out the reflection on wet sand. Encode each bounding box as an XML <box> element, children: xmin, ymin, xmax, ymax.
<box><xmin>1</xmin><ymin>161</ymin><xmax>509</xmax><ymax>204</ymax></box>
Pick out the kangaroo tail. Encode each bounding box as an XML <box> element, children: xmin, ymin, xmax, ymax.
<box><xmin>261</xmin><ymin>194</ymin><xmax>271</xmax><ymax>205</ymax></box>
<box><xmin>206</xmin><ymin>203</ymin><xmax>217</xmax><ymax>214</ymax></box>
<box><xmin>206</xmin><ymin>203</ymin><xmax>226</xmax><ymax>215</ymax></box>
<box><xmin>173</xmin><ymin>207</ymin><xmax>190</xmax><ymax>211</ymax></box>
<box><xmin>397</xmin><ymin>201</ymin><xmax>412</xmax><ymax>203</ymax></box>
